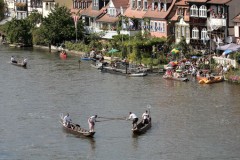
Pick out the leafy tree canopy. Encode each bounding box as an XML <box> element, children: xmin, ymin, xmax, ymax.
<box><xmin>39</xmin><ymin>4</ymin><xmax>83</xmax><ymax>45</ymax></box>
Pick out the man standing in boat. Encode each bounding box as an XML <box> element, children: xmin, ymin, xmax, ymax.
<box><xmin>88</xmin><ymin>115</ymin><xmax>98</xmax><ymax>132</ymax></box>
<box><xmin>142</xmin><ymin>110</ymin><xmax>149</xmax><ymax>125</ymax></box>
<box><xmin>63</xmin><ymin>113</ymin><xmax>72</xmax><ymax>128</ymax></box>
<box><xmin>127</xmin><ymin>112</ymin><xmax>138</xmax><ymax>129</ymax></box>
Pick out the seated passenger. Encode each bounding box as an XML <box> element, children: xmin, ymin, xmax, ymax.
<box><xmin>63</xmin><ymin>113</ymin><xmax>72</xmax><ymax>128</ymax></box>
<box><xmin>142</xmin><ymin>110</ymin><xmax>149</xmax><ymax>125</ymax></box>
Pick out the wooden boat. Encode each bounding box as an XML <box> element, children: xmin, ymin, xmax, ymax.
<box><xmin>90</xmin><ymin>62</ymin><xmax>102</xmax><ymax>69</ymax></box>
<box><xmin>81</xmin><ymin>57</ymin><xmax>95</xmax><ymax>61</ymax></box>
<box><xmin>132</xmin><ymin>117</ymin><xmax>152</xmax><ymax>135</ymax></box>
<box><xmin>163</xmin><ymin>75</ymin><xmax>189</xmax><ymax>82</ymax></box>
<box><xmin>11</xmin><ymin>61</ymin><xmax>27</xmax><ymax>68</ymax></box>
<box><xmin>198</xmin><ymin>76</ymin><xmax>224</xmax><ymax>84</ymax></box>
<box><xmin>60</xmin><ymin>114</ymin><xmax>95</xmax><ymax>137</ymax></box>
<box><xmin>60</xmin><ymin>51</ymin><xmax>67</xmax><ymax>59</ymax></box>
<box><xmin>100</xmin><ymin>66</ymin><xmax>128</xmax><ymax>76</ymax></box>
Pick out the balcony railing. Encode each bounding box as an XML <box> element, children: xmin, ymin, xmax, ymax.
<box><xmin>208</xmin><ymin>18</ymin><xmax>226</xmax><ymax>27</ymax></box>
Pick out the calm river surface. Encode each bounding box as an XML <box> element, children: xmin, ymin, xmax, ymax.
<box><xmin>1</xmin><ymin>45</ymin><xmax>240</xmax><ymax>160</ymax></box>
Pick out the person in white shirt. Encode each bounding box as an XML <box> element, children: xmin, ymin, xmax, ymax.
<box><xmin>128</xmin><ymin>112</ymin><xmax>138</xmax><ymax>129</ymax></box>
<box><xmin>63</xmin><ymin>113</ymin><xmax>72</xmax><ymax>128</ymax></box>
<box><xmin>142</xmin><ymin>110</ymin><xmax>149</xmax><ymax>125</ymax></box>
<box><xmin>11</xmin><ymin>56</ymin><xmax>17</xmax><ymax>63</ymax></box>
<box><xmin>23</xmin><ymin>58</ymin><xmax>27</xmax><ymax>66</ymax></box>
<box><xmin>88</xmin><ymin>115</ymin><xmax>98</xmax><ymax>132</ymax></box>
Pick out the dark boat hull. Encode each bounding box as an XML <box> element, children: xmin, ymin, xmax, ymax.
<box><xmin>163</xmin><ymin>75</ymin><xmax>188</xmax><ymax>82</ymax></box>
<box><xmin>132</xmin><ymin>118</ymin><xmax>152</xmax><ymax>135</ymax></box>
<box><xmin>100</xmin><ymin>66</ymin><xmax>128</xmax><ymax>76</ymax></box>
<box><xmin>11</xmin><ymin>62</ymin><xmax>27</xmax><ymax>68</ymax></box>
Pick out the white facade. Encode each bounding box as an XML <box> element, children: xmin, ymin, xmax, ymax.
<box><xmin>42</xmin><ymin>1</ymin><xmax>55</xmax><ymax>17</ymax></box>
<box><xmin>28</xmin><ymin>0</ymin><xmax>43</xmax><ymax>15</ymax></box>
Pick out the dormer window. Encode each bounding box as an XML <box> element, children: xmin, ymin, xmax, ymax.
<box><xmin>137</xmin><ymin>0</ymin><xmax>142</xmax><ymax>10</ymax></box>
<box><xmin>93</xmin><ymin>0</ymin><xmax>98</xmax><ymax>7</ymax></box>
<box><xmin>190</xmin><ymin>5</ymin><xmax>198</xmax><ymax>17</ymax></box>
<box><xmin>177</xmin><ymin>8</ymin><xmax>182</xmax><ymax>15</ymax></box>
<box><xmin>164</xmin><ymin>3</ymin><xmax>167</xmax><ymax>11</ymax></box>
<box><xmin>143</xmin><ymin>0</ymin><xmax>148</xmax><ymax>10</ymax></box>
<box><xmin>199</xmin><ymin>5</ymin><xmax>207</xmax><ymax>18</ymax></box>
<box><xmin>108</xmin><ymin>8</ymin><xmax>116</xmax><ymax>17</ymax></box>
<box><xmin>158</xmin><ymin>2</ymin><xmax>161</xmax><ymax>11</ymax></box>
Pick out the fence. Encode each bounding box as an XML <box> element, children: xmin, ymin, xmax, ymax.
<box><xmin>213</xmin><ymin>56</ymin><xmax>238</xmax><ymax>68</ymax></box>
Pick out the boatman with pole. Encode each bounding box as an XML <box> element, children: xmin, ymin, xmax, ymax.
<box><xmin>88</xmin><ymin>115</ymin><xmax>98</xmax><ymax>132</ymax></box>
<box><xmin>127</xmin><ymin>112</ymin><xmax>138</xmax><ymax>129</ymax></box>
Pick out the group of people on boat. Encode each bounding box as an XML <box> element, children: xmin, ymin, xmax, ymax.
<box><xmin>63</xmin><ymin>110</ymin><xmax>150</xmax><ymax>132</ymax></box>
<box><xmin>127</xmin><ymin>110</ymin><xmax>150</xmax><ymax>129</ymax></box>
<box><xmin>63</xmin><ymin>113</ymin><xmax>98</xmax><ymax>133</ymax></box>
<box><xmin>11</xmin><ymin>56</ymin><xmax>27</xmax><ymax>66</ymax></box>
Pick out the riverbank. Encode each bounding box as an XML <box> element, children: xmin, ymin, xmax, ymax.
<box><xmin>33</xmin><ymin>45</ymin><xmax>86</xmax><ymax>57</ymax></box>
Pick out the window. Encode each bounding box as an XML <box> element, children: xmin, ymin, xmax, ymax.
<box><xmin>201</xmin><ymin>28</ymin><xmax>207</xmax><ymax>40</ymax></box>
<box><xmin>162</xmin><ymin>22</ymin><xmax>165</xmax><ymax>32</ymax></box>
<box><xmin>150</xmin><ymin>21</ymin><xmax>154</xmax><ymax>31</ymax></box>
<box><xmin>137</xmin><ymin>0</ymin><xmax>141</xmax><ymax>9</ymax></box>
<box><xmin>93</xmin><ymin>0</ymin><xmax>98</xmax><ymax>7</ymax></box>
<box><xmin>176</xmin><ymin>26</ymin><xmax>180</xmax><ymax>38</ymax></box>
<box><xmin>131</xmin><ymin>0</ymin><xmax>136</xmax><ymax>9</ymax></box>
<box><xmin>190</xmin><ymin>5</ymin><xmax>198</xmax><ymax>17</ymax></box>
<box><xmin>199</xmin><ymin>5</ymin><xmax>207</xmax><ymax>18</ymax></box>
<box><xmin>181</xmin><ymin>26</ymin><xmax>185</xmax><ymax>37</ymax></box>
<box><xmin>108</xmin><ymin>8</ymin><xmax>116</xmax><ymax>17</ymax></box>
<box><xmin>177</xmin><ymin>8</ymin><xmax>182</xmax><ymax>15</ymax></box>
<box><xmin>155</xmin><ymin>22</ymin><xmax>157</xmax><ymax>31</ymax></box>
<box><xmin>192</xmin><ymin>27</ymin><xmax>199</xmax><ymax>39</ymax></box>
<box><xmin>186</xmin><ymin>27</ymin><xmax>190</xmax><ymax>39</ymax></box>
<box><xmin>158</xmin><ymin>2</ymin><xmax>161</xmax><ymax>11</ymax></box>
<box><xmin>143</xmin><ymin>0</ymin><xmax>148</xmax><ymax>10</ymax></box>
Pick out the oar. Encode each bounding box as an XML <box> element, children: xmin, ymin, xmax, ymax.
<box><xmin>98</xmin><ymin>116</ymin><xmax>126</xmax><ymax>120</ymax></box>
<box><xmin>147</xmin><ymin>104</ymin><xmax>151</xmax><ymax>117</ymax></box>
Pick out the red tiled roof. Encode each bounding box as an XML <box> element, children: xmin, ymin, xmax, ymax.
<box><xmin>123</xmin><ymin>8</ymin><xmax>146</xmax><ymax>19</ymax></box>
<box><xmin>71</xmin><ymin>8</ymin><xmax>85</xmax><ymax>15</ymax></box>
<box><xmin>175</xmin><ymin>0</ymin><xmax>188</xmax><ymax>6</ymax></box>
<box><xmin>186</xmin><ymin>0</ymin><xmax>231</xmax><ymax>4</ymax></box>
<box><xmin>112</xmin><ymin>0</ymin><xmax>129</xmax><ymax>9</ymax></box>
<box><xmin>207</xmin><ymin>0</ymin><xmax>232</xmax><ymax>4</ymax></box>
<box><xmin>144</xmin><ymin>0</ymin><xmax>177</xmax><ymax>19</ymax></box>
<box><xmin>81</xmin><ymin>3</ymin><xmax>107</xmax><ymax>18</ymax></box>
<box><xmin>186</xmin><ymin>0</ymin><xmax>207</xmax><ymax>2</ymax></box>
<box><xmin>96</xmin><ymin>14</ymin><xmax>119</xmax><ymax>23</ymax></box>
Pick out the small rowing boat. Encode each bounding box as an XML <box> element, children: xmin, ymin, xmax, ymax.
<box><xmin>60</xmin><ymin>51</ymin><xmax>67</xmax><ymax>59</ymax></box>
<box><xmin>60</xmin><ymin>114</ymin><xmax>95</xmax><ymax>137</ymax></box>
<box><xmin>11</xmin><ymin>61</ymin><xmax>27</xmax><ymax>68</ymax></box>
<box><xmin>163</xmin><ymin>75</ymin><xmax>189</xmax><ymax>82</ymax></box>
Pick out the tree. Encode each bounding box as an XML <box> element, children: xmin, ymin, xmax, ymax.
<box><xmin>38</xmin><ymin>4</ymin><xmax>83</xmax><ymax>52</ymax></box>
<box><xmin>0</xmin><ymin>0</ymin><xmax>5</xmax><ymax>20</ymax></box>
<box><xmin>5</xmin><ymin>18</ymin><xmax>32</xmax><ymax>45</ymax></box>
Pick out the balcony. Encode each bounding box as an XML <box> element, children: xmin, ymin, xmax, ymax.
<box><xmin>16</xmin><ymin>2</ymin><xmax>27</xmax><ymax>11</ymax></box>
<box><xmin>208</xmin><ymin>17</ymin><xmax>226</xmax><ymax>28</ymax></box>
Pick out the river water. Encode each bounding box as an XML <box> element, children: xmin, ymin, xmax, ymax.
<box><xmin>0</xmin><ymin>45</ymin><xmax>240</xmax><ymax>160</ymax></box>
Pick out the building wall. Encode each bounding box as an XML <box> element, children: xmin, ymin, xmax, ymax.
<box><xmin>55</xmin><ymin>0</ymin><xmax>72</xmax><ymax>8</ymax></box>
